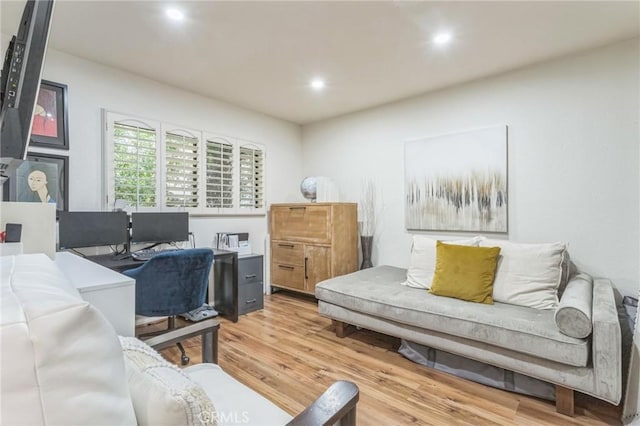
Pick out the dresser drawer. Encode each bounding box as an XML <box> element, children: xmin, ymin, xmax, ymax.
<box><xmin>271</xmin><ymin>263</ymin><xmax>305</xmax><ymax>290</ymax></box>
<box><xmin>271</xmin><ymin>241</ymin><xmax>304</xmax><ymax>265</ymax></box>
<box><xmin>238</xmin><ymin>282</ymin><xmax>264</xmax><ymax>315</ymax></box>
<box><xmin>238</xmin><ymin>256</ymin><xmax>263</xmax><ymax>285</ymax></box>
<box><xmin>271</xmin><ymin>205</ymin><xmax>331</xmax><ymax>243</ymax></box>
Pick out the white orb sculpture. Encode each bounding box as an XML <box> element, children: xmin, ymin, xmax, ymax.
<box><xmin>300</xmin><ymin>176</ymin><xmax>318</xmax><ymax>202</ymax></box>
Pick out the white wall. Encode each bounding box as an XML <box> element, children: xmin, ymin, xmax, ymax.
<box><xmin>302</xmin><ymin>38</ymin><xmax>640</xmax><ymax>297</ymax></box>
<box><xmin>31</xmin><ymin>48</ymin><xmax>303</xmax><ymax>254</ymax></box>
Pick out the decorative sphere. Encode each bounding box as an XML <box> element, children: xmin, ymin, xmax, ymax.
<box><xmin>300</xmin><ymin>176</ymin><xmax>318</xmax><ymax>202</ymax></box>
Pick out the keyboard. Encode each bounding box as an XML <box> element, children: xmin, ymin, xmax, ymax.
<box><xmin>131</xmin><ymin>248</ymin><xmax>181</xmax><ymax>261</ymax></box>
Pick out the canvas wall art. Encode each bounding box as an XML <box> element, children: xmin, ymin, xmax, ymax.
<box><xmin>405</xmin><ymin>125</ymin><xmax>508</xmax><ymax>233</ymax></box>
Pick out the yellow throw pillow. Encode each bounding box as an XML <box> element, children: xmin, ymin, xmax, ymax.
<box><xmin>429</xmin><ymin>241</ymin><xmax>501</xmax><ymax>304</ymax></box>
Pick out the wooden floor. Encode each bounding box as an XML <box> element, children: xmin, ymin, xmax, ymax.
<box><xmin>160</xmin><ymin>292</ymin><xmax>621</xmax><ymax>425</ymax></box>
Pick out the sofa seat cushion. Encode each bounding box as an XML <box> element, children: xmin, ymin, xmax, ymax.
<box><xmin>316</xmin><ymin>266</ymin><xmax>589</xmax><ymax>367</ymax></box>
<box><xmin>185</xmin><ymin>364</ymin><xmax>293</xmax><ymax>426</ymax></box>
<box><xmin>0</xmin><ymin>254</ymin><xmax>137</xmax><ymax>425</ymax></box>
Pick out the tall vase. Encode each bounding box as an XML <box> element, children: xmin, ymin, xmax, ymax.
<box><xmin>360</xmin><ymin>235</ymin><xmax>373</xmax><ymax>269</ymax></box>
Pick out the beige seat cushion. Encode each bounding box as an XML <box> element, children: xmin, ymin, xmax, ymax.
<box><xmin>185</xmin><ymin>364</ymin><xmax>293</xmax><ymax>426</ymax></box>
<box><xmin>316</xmin><ymin>266</ymin><xmax>589</xmax><ymax>367</ymax></box>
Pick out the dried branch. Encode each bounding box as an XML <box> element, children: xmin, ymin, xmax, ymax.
<box><xmin>359</xmin><ymin>178</ymin><xmax>376</xmax><ymax>236</ymax></box>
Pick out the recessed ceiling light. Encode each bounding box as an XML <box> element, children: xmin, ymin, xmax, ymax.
<box><xmin>166</xmin><ymin>8</ymin><xmax>185</xmax><ymax>21</ymax></box>
<box><xmin>310</xmin><ymin>78</ymin><xmax>326</xmax><ymax>91</ymax></box>
<box><xmin>433</xmin><ymin>32</ymin><xmax>452</xmax><ymax>46</ymax></box>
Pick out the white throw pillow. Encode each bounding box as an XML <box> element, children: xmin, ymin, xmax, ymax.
<box><xmin>403</xmin><ymin>235</ymin><xmax>483</xmax><ymax>289</ymax></box>
<box><xmin>119</xmin><ymin>336</ymin><xmax>217</xmax><ymax>426</ymax></box>
<box><xmin>479</xmin><ymin>239</ymin><xmax>567</xmax><ymax>310</ymax></box>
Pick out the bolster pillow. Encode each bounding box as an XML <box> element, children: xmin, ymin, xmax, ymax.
<box><xmin>554</xmin><ymin>273</ymin><xmax>593</xmax><ymax>338</ymax></box>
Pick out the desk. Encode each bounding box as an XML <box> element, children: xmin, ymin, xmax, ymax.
<box><xmin>86</xmin><ymin>249</ymin><xmax>240</xmax><ymax>323</ymax></box>
<box><xmin>54</xmin><ymin>252</ymin><xmax>135</xmax><ymax>336</ymax></box>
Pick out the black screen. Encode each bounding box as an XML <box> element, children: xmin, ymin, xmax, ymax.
<box><xmin>0</xmin><ymin>0</ymin><xmax>55</xmax><ymax>160</ymax></box>
<box><xmin>59</xmin><ymin>211</ymin><xmax>129</xmax><ymax>249</ymax></box>
<box><xmin>131</xmin><ymin>212</ymin><xmax>189</xmax><ymax>244</ymax></box>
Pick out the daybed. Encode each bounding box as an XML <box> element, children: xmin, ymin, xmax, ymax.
<box><xmin>316</xmin><ymin>261</ymin><xmax>622</xmax><ymax>416</ymax></box>
<box><xmin>1</xmin><ymin>254</ymin><xmax>358</xmax><ymax>426</ymax></box>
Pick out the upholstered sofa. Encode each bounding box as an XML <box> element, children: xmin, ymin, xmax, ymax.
<box><xmin>1</xmin><ymin>254</ymin><xmax>358</xmax><ymax>426</ymax></box>
<box><xmin>315</xmin><ymin>238</ymin><xmax>622</xmax><ymax>416</ymax></box>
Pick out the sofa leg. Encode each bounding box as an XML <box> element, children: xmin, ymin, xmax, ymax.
<box><xmin>555</xmin><ymin>385</ymin><xmax>574</xmax><ymax>416</ymax></box>
<box><xmin>333</xmin><ymin>320</ymin><xmax>356</xmax><ymax>338</ymax></box>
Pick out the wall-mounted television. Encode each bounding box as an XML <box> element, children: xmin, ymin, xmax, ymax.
<box><xmin>0</xmin><ymin>0</ymin><xmax>55</xmax><ymax>161</ymax></box>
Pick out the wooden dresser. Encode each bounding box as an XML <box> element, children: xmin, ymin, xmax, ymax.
<box><xmin>270</xmin><ymin>203</ymin><xmax>358</xmax><ymax>296</ymax></box>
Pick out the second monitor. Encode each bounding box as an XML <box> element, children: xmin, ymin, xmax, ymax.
<box><xmin>131</xmin><ymin>212</ymin><xmax>189</xmax><ymax>244</ymax></box>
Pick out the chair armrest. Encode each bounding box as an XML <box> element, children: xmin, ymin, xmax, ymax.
<box><xmin>286</xmin><ymin>381</ymin><xmax>359</xmax><ymax>426</ymax></box>
<box><xmin>591</xmin><ymin>278</ymin><xmax>622</xmax><ymax>404</ymax></box>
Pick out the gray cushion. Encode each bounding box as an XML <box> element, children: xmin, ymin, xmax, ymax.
<box><xmin>555</xmin><ymin>273</ymin><xmax>593</xmax><ymax>338</ymax></box>
<box><xmin>316</xmin><ymin>265</ymin><xmax>589</xmax><ymax>367</ymax></box>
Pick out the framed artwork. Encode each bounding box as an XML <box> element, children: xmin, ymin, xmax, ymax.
<box><xmin>30</xmin><ymin>80</ymin><xmax>69</xmax><ymax>150</ymax></box>
<box><xmin>405</xmin><ymin>125</ymin><xmax>508</xmax><ymax>233</ymax></box>
<box><xmin>25</xmin><ymin>152</ymin><xmax>69</xmax><ymax>216</ymax></box>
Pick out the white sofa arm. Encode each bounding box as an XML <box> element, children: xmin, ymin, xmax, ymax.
<box><xmin>591</xmin><ymin>278</ymin><xmax>622</xmax><ymax>404</ymax></box>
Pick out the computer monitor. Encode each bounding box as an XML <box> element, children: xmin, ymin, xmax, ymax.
<box><xmin>130</xmin><ymin>212</ymin><xmax>189</xmax><ymax>244</ymax></box>
<box><xmin>59</xmin><ymin>211</ymin><xmax>129</xmax><ymax>249</ymax></box>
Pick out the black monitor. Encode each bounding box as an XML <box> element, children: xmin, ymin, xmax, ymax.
<box><xmin>1</xmin><ymin>0</ymin><xmax>55</xmax><ymax>160</ymax></box>
<box><xmin>131</xmin><ymin>212</ymin><xmax>189</xmax><ymax>244</ymax></box>
<box><xmin>59</xmin><ymin>211</ymin><xmax>129</xmax><ymax>249</ymax></box>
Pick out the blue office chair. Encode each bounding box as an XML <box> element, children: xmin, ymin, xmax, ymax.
<box><xmin>123</xmin><ymin>248</ymin><xmax>214</xmax><ymax>365</ymax></box>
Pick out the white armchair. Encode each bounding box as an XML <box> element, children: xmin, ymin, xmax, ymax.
<box><xmin>0</xmin><ymin>254</ymin><xmax>359</xmax><ymax>426</ymax></box>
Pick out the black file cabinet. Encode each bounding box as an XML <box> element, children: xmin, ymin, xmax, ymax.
<box><xmin>238</xmin><ymin>254</ymin><xmax>264</xmax><ymax>315</ymax></box>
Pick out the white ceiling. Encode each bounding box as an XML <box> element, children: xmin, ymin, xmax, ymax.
<box><xmin>2</xmin><ymin>1</ymin><xmax>639</xmax><ymax>124</ymax></box>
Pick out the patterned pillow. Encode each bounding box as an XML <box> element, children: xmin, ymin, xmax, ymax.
<box><xmin>119</xmin><ymin>337</ymin><xmax>217</xmax><ymax>426</ymax></box>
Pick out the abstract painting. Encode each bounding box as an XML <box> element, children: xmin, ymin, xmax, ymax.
<box><xmin>405</xmin><ymin>125</ymin><xmax>507</xmax><ymax>232</ymax></box>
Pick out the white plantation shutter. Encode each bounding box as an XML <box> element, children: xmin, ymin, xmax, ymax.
<box><xmin>164</xmin><ymin>129</ymin><xmax>200</xmax><ymax>208</ymax></box>
<box><xmin>239</xmin><ymin>145</ymin><xmax>264</xmax><ymax>210</ymax></box>
<box><xmin>104</xmin><ymin>110</ymin><xmax>266</xmax><ymax>215</ymax></box>
<box><xmin>111</xmin><ymin>119</ymin><xmax>158</xmax><ymax>208</ymax></box>
<box><xmin>206</xmin><ymin>137</ymin><xmax>234</xmax><ymax>208</ymax></box>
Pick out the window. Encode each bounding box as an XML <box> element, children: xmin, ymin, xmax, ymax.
<box><xmin>106</xmin><ymin>115</ymin><xmax>160</xmax><ymax>209</ymax></box>
<box><xmin>164</xmin><ymin>128</ymin><xmax>200</xmax><ymax>208</ymax></box>
<box><xmin>206</xmin><ymin>136</ymin><xmax>234</xmax><ymax>209</ymax></box>
<box><xmin>104</xmin><ymin>110</ymin><xmax>265</xmax><ymax>215</ymax></box>
<box><xmin>239</xmin><ymin>144</ymin><xmax>264</xmax><ymax>210</ymax></box>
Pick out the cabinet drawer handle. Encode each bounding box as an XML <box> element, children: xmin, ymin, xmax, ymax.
<box><xmin>245</xmin><ymin>299</ymin><xmax>257</xmax><ymax>304</ymax></box>
<box><xmin>304</xmin><ymin>257</ymin><xmax>308</xmax><ymax>280</ymax></box>
<box><xmin>244</xmin><ymin>274</ymin><xmax>257</xmax><ymax>279</ymax></box>
<box><xmin>278</xmin><ymin>265</ymin><xmax>294</xmax><ymax>270</ymax></box>
<box><xmin>289</xmin><ymin>206</ymin><xmax>306</xmax><ymax>210</ymax></box>
<box><xmin>278</xmin><ymin>243</ymin><xmax>295</xmax><ymax>248</ymax></box>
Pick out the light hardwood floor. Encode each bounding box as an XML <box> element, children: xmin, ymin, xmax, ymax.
<box><xmin>160</xmin><ymin>292</ymin><xmax>621</xmax><ymax>425</ymax></box>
